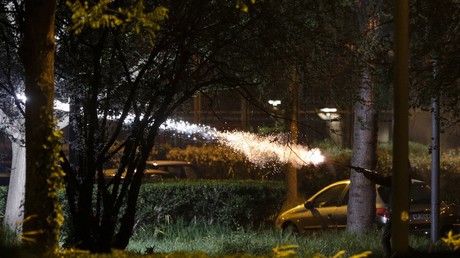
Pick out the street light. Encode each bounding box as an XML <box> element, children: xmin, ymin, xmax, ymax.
<box><xmin>317</xmin><ymin>107</ymin><xmax>337</xmax><ymax>121</ymax></box>
<box><xmin>268</xmin><ymin>100</ymin><xmax>281</xmax><ymax>109</ymax></box>
<box><xmin>317</xmin><ymin>107</ymin><xmax>341</xmax><ymax>145</ymax></box>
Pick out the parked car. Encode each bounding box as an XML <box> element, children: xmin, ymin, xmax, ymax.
<box><xmin>104</xmin><ymin>160</ymin><xmax>201</xmax><ymax>180</ymax></box>
<box><xmin>144</xmin><ymin>160</ymin><xmax>200</xmax><ymax>179</ymax></box>
<box><xmin>275</xmin><ymin>179</ymin><xmax>460</xmax><ymax>236</ymax></box>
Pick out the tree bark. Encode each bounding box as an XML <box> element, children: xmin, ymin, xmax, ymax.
<box><xmin>283</xmin><ymin>65</ymin><xmax>299</xmax><ymax>210</ymax></box>
<box><xmin>347</xmin><ymin>67</ymin><xmax>378</xmax><ymax>233</ymax></box>
<box><xmin>4</xmin><ymin>140</ymin><xmax>25</xmax><ymax>233</ymax></box>
<box><xmin>0</xmin><ymin>110</ymin><xmax>25</xmax><ymax>234</ymax></box>
<box><xmin>20</xmin><ymin>0</ymin><xmax>58</xmax><ymax>253</ymax></box>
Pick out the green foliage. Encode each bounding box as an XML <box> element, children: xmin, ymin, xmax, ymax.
<box><xmin>0</xmin><ymin>186</ymin><xmax>6</xmax><ymax>221</ymax></box>
<box><xmin>128</xmin><ymin>226</ymin><xmax>433</xmax><ymax>257</ymax></box>
<box><xmin>376</xmin><ymin>143</ymin><xmax>460</xmax><ymax>203</ymax></box>
<box><xmin>42</xmin><ymin>119</ymin><xmax>66</xmax><ymax>249</ymax></box>
<box><xmin>166</xmin><ymin>144</ymin><xmax>278</xmax><ymax>180</ymax></box>
<box><xmin>164</xmin><ymin>143</ymin><xmax>352</xmax><ymax>199</ymax></box>
<box><xmin>162</xmin><ymin>140</ymin><xmax>460</xmax><ymax>203</ymax></box>
<box><xmin>134</xmin><ymin>180</ymin><xmax>285</xmax><ymax>230</ymax></box>
<box><xmin>0</xmin><ymin>223</ymin><xmax>22</xmax><ymax>255</ymax></box>
<box><xmin>66</xmin><ymin>0</ymin><xmax>168</xmax><ymax>39</ymax></box>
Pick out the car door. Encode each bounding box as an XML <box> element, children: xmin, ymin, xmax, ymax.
<box><xmin>330</xmin><ymin>184</ymin><xmax>349</xmax><ymax>229</ymax></box>
<box><xmin>300</xmin><ymin>183</ymin><xmax>348</xmax><ymax>231</ymax></box>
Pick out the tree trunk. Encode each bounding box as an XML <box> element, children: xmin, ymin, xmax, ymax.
<box><xmin>4</xmin><ymin>139</ymin><xmax>26</xmax><ymax>233</ymax></box>
<box><xmin>283</xmin><ymin>65</ymin><xmax>299</xmax><ymax>210</ymax></box>
<box><xmin>347</xmin><ymin>68</ymin><xmax>378</xmax><ymax>233</ymax></box>
<box><xmin>0</xmin><ymin>110</ymin><xmax>26</xmax><ymax>234</ymax></box>
<box><xmin>20</xmin><ymin>0</ymin><xmax>58</xmax><ymax>253</ymax></box>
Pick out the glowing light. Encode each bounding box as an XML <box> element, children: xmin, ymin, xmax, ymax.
<box><xmin>160</xmin><ymin>119</ymin><xmax>218</xmax><ymax>140</ymax></box>
<box><xmin>14</xmin><ymin>93</ymin><xmax>70</xmax><ymax>112</ymax></box>
<box><xmin>216</xmin><ymin>131</ymin><xmax>325</xmax><ymax>168</ymax></box>
<box><xmin>161</xmin><ymin>119</ymin><xmax>325</xmax><ymax>168</ymax></box>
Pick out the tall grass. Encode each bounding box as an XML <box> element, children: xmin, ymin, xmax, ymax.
<box><xmin>126</xmin><ymin>220</ymin><xmax>436</xmax><ymax>257</ymax></box>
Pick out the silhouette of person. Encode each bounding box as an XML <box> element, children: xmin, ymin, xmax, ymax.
<box><xmin>353</xmin><ymin>163</ymin><xmax>413</xmax><ymax>257</ymax></box>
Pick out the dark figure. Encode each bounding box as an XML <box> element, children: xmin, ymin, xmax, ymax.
<box><xmin>353</xmin><ymin>164</ymin><xmax>413</xmax><ymax>258</ymax></box>
<box><xmin>353</xmin><ymin>167</ymin><xmax>392</xmax><ymax>257</ymax></box>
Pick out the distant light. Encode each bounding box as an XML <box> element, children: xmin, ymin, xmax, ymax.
<box><xmin>318</xmin><ymin>107</ymin><xmax>339</xmax><ymax>121</ymax></box>
<box><xmin>320</xmin><ymin>107</ymin><xmax>337</xmax><ymax>113</ymax></box>
<box><xmin>268</xmin><ymin>100</ymin><xmax>281</xmax><ymax>108</ymax></box>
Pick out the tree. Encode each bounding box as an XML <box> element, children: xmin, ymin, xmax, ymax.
<box><xmin>409</xmin><ymin>0</ymin><xmax>460</xmax><ymax>121</ymax></box>
<box><xmin>233</xmin><ymin>0</ymin><xmax>358</xmax><ymax>208</ymax></box>
<box><xmin>347</xmin><ymin>0</ymin><xmax>393</xmax><ymax>233</ymax></box>
<box><xmin>0</xmin><ymin>108</ymin><xmax>25</xmax><ymax>233</ymax></box>
<box><xmin>19</xmin><ymin>0</ymin><xmax>62</xmax><ymax>253</ymax></box>
<box><xmin>58</xmin><ymin>0</ymin><xmax>261</xmax><ymax>252</ymax></box>
<box><xmin>0</xmin><ymin>0</ymin><xmax>26</xmax><ymax>234</ymax></box>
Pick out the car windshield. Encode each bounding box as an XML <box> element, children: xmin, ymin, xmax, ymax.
<box><xmin>377</xmin><ymin>181</ymin><xmax>431</xmax><ymax>204</ymax></box>
<box><xmin>146</xmin><ymin>163</ymin><xmax>199</xmax><ymax>179</ymax></box>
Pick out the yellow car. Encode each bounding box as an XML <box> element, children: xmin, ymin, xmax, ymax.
<box><xmin>275</xmin><ymin>179</ymin><xmax>460</xmax><ymax>236</ymax></box>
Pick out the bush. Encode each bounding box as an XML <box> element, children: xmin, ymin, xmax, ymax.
<box><xmin>166</xmin><ymin>144</ymin><xmax>280</xmax><ymax>180</ymax></box>
<box><xmin>376</xmin><ymin>143</ymin><xmax>460</xmax><ymax>204</ymax></box>
<box><xmin>163</xmin><ymin>143</ymin><xmax>353</xmax><ymax>199</ymax></box>
<box><xmin>161</xmin><ymin>141</ymin><xmax>460</xmax><ymax>204</ymax></box>
<box><xmin>133</xmin><ymin>180</ymin><xmax>285</xmax><ymax>231</ymax></box>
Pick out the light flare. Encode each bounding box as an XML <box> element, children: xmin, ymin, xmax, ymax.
<box><xmin>161</xmin><ymin>119</ymin><xmax>326</xmax><ymax>168</ymax></box>
<box><xmin>160</xmin><ymin>119</ymin><xmax>218</xmax><ymax>140</ymax></box>
<box><xmin>216</xmin><ymin>131</ymin><xmax>325</xmax><ymax>168</ymax></box>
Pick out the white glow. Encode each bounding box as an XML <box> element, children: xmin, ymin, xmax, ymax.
<box><xmin>160</xmin><ymin>119</ymin><xmax>218</xmax><ymax>140</ymax></box>
<box><xmin>14</xmin><ymin>93</ymin><xmax>70</xmax><ymax>112</ymax></box>
<box><xmin>54</xmin><ymin>100</ymin><xmax>69</xmax><ymax>112</ymax></box>
<box><xmin>216</xmin><ymin>130</ymin><xmax>324</xmax><ymax>168</ymax></box>
<box><xmin>320</xmin><ymin>107</ymin><xmax>337</xmax><ymax>113</ymax></box>
<box><xmin>10</xmin><ymin>92</ymin><xmax>325</xmax><ymax>168</ymax></box>
<box><xmin>268</xmin><ymin>99</ymin><xmax>281</xmax><ymax>107</ymax></box>
<box><xmin>160</xmin><ymin>119</ymin><xmax>325</xmax><ymax>168</ymax></box>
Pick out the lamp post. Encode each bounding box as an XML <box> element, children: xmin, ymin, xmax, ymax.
<box><xmin>319</xmin><ymin>107</ymin><xmax>337</xmax><ymax>133</ymax></box>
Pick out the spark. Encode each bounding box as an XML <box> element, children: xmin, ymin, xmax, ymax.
<box><xmin>216</xmin><ymin>131</ymin><xmax>324</xmax><ymax>168</ymax></box>
<box><xmin>160</xmin><ymin>119</ymin><xmax>218</xmax><ymax>140</ymax></box>
<box><xmin>161</xmin><ymin>119</ymin><xmax>325</xmax><ymax>168</ymax></box>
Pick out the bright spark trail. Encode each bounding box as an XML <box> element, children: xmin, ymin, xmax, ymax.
<box><xmin>161</xmin><ymin>119</ymin><xmax>325</xmax><ymax>168</ymax></box>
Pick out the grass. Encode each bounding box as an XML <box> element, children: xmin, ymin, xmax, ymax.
<box><xmin>125</xmin><ymin>220</ymin><xmax>438</xmax><ymax>257</ymax></box>
<box><xmin>1</xmin><ymin>217</ymin><xmax>458</xmax><ymax>257</ymax></box>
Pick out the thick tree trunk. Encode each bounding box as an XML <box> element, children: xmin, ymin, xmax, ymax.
<box><xmin>347</xmin><ymin>68</ymin><xmax>378</xmax><ymax>233</ymax></box>
<box><xmin>20</xmin><ymin>0</ymin><xmax>58</xmax><ymax>253</ymax></box>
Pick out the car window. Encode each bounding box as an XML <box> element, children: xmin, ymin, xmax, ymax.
<box><xmin>146</xmin><ymin>163</ymin><xmax>200</xmax><ymax>179</ymax></box>
<box><xmin>313</xmin><ymin>184</ymin><xmax>347</xmax><ymax>208</ymax></box>
<box><xmin>377</xmin><ymin>182</ymin><xmax>431</xmax><ymax>205</ymax></box>
<box><xmin>377</xmin><ymin>186</ymin><xmax>391</xmax><ymax>203</ymax></box>
<box><xmin>410</xmin><ymin>182</ymin><xmax>431</xmax><ymax>204</ymax></box>
<box><xmin>341</xmin><ymin>188</ymin><xmax>349</xmax><ymax>205</ymax></box>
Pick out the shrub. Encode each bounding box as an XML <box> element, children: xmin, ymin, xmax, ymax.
<box><xmin>166</xmin><ymin>144</ymin><xmax>279</xmax><ymax>180</ymax></box>
<box><xmin>133</xmin><ymin>180</ymin><xmax>285</xmax><ymax>231</ymax></box>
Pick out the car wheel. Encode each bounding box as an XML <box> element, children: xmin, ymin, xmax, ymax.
<box><xmin>283</xmin><ymin>222</ymin><xmax>299</xmax><ymax>235</ymax></box>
